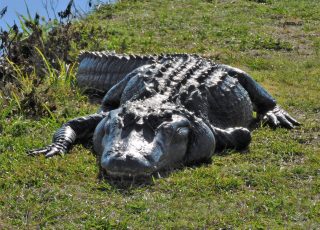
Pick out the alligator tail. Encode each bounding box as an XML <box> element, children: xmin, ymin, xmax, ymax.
<box><xmin>76</xmin><ymin>51</ymin><xmax>157</xmax><ymax>95</ymax></box>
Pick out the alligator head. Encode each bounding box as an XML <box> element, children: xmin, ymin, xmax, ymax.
<box><xmin>93</xmin><ymin>99</ymin><xmax>216</xmax><ymax>178</ymax></box>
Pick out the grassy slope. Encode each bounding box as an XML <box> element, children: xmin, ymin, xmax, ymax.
<box><xmin>1</xmin><ymin>0</ymin><xmax>319</xmax><ymax>228</ymax></box>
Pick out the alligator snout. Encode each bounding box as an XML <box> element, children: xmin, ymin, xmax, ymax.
<box><xmin>101</xmin><ymin>152</ymin><xmax>153</xmax><ymax>176</ymax></box>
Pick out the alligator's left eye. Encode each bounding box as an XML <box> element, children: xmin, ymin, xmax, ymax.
<box><xmin>176</xmin><ymin>127</ymin><xmax>189</xmax><ymax>136</ymax></box>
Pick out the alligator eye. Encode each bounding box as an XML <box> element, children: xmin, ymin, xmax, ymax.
<box><xmin>176</xmin><ymin>127</ymin><xmax>189</xmax><ymax>136</ymax></box>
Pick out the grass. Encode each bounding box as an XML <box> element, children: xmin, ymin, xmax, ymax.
<box><xmin>1</xmin><ymin>0</ymin><xmax>319</xmax><ymax>228</ymax></box>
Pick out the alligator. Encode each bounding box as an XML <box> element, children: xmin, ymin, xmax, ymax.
<box><xmin>28</xmin><ymin>51</ymin><xmax>300</xmax><ymax>178</ymax></box>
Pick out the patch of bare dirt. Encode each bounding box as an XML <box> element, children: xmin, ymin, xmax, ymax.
<box><xmin>270</xmin><ymin>17</ymin><xmax>318</xmax><ymax>56</ymax></box>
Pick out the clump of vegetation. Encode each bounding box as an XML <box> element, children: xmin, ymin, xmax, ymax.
<box><xmin>1</xmin><ymin>2</ymin><xmax>74</xmax><ymax>81</ymax></box>
<box><xmin>0</xmin><ymin>1</ymin><xmax>99</xmax><ymax>118</ymax></box>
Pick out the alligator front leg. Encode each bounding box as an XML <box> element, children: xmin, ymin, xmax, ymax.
<box><xmin>212</xmin><ymin>126</ymin><xmax>252</xmax><ymax>152</ymax></box>
<box><xmin>220</xmin><ymin>64</ymin><xmax>300</xmax><ymax>129</ymax></box>
<box><xmin>28</xmin><ymin>113</ymin><xmax>107</xmax><ymax>157</ymax></box>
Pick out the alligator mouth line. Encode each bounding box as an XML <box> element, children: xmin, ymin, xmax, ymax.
<box><xmin>99</xmin><ymin>161</ymin><xmax>181</xmax><ymax>185</ymax></box>
<box><xmin>101</xmin><ymin>154</ymin><xmax>180</xmax><ymax>181</ymax></box>
<box><xmin>104</xmin><ymin>169</ymin><xmax>153</xmax><ymax>178</ymax></box>
<box><xmin>101</xmin><ymin>169</ymin><xmax>168</xmax><ymax>187</ymax></box>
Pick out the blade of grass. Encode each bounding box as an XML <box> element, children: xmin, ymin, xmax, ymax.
<box><xmin>11</xmin><ymin>91</ymin><xmax>22</xmax><ymax>113</ymax></box>
<box><xmin>42</xmin><ymin>103</ymin><xmax>56</xmax><ymax>122</ymax></box>
<box><xmin>6</xmin><ymin>57</ymin><xmax>23</xmax><ymax>79</ymax></box>
<box><xmin>17</xmin><ymin>14</ymin><xmax>31</xmax><ymax>36</ymax></box>
<box><xmin>34</xmin><ymin>47</ymin><xmax>55</xmax><ymax>83</ymax></box>
<box><xmin>24</xmin><ymin>0</ymin><xmax>33</xmax><ymax>21</ymax></box>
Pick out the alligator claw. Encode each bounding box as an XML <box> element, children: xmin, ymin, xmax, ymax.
<box><xmin>261</xmin><ymin>106</ymin><xmax>300</xmax><ymax>129</ymax></box>
<box><xmin>27</xmin><ymin>147</ymin><xmax>49</xmax><ymax>156</ymax></box>
<box><xmin>27</xmin><ymin>143</ymin><xmax>66</xmax><ymax>158</ymax></box>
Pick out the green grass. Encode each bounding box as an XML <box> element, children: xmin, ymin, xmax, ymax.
<box><xmin>1</xmin><ymin>0</ymin><xmax>320</xmax><ymax>228</ymax></box>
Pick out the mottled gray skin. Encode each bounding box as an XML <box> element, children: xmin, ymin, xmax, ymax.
<box><xmin>28</xmin><ymin>51</ymin><xmax>300</xmax><ymax>178</ymax></box>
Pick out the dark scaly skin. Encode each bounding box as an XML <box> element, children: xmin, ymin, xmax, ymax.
<box><xmin>28</xmin><ymin>52</ymin><xmax>300</xmax><ymax>177</ymax></box>
<box><xmin>77</xmin><ymin>51</ymin><xmax>157</xmax><ymax>94</ymax></box>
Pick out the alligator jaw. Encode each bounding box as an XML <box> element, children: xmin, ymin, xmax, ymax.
<box><xmin>101</xmin><ymin>152</ymin><xmax>156</xmax><ymax>177</ymax></box>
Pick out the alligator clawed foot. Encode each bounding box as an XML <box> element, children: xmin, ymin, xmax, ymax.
<box><xmin>261</xmin><ymin>106</ymin><xmax>301</xmax><ymax>129</ymax></box>
<box><xmin>27</xmin><ymin>143</ymin><xmax>66</xmax><ymax>158</ymax></box>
